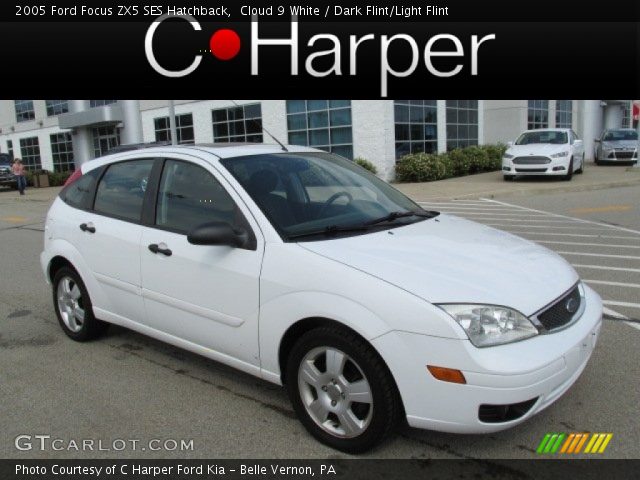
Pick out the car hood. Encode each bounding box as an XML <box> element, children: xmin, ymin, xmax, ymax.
<box><xmin>507</xmin><ymin>144</ymin><xmax>567</xmax><ymax>157</ymax></box>
<box><xmin>603</xmin><ymin>140</ymin><xmax>637</xmax><ymax>149</ymax></box>
<box><xmin>299</xmin><ymin>214</ymin><xmax>578</xmax><ymax>316</ymax></box>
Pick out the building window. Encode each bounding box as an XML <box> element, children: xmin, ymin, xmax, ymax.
<box><xmin>212</xmin><ymin>104</ymin><xmax>263</xmax><ymax>143</ymax></box>
<box><xmin>622</xmin><ymin>101</ymin><xmax>632</xmax><ymax>128</ymax></box>
<box><xmin>446</xmin><ymin>100</ymin><xmax>479</xmax><ymax>150</ymax></box>
<box><xmin>92</xmin><ymin>126</ymin><xmax>120</xmax><ymax>158</ymax></box>
<box><xmin>154</xmin><ymin>113</ymin><xmax>195</xmax><ymax>145</ymax></box>
<box><xmin>7</xmin><ymin>140</ymin><xmax>13</xmax><ymax>159</ymax></box>
<box><xmin>286</xmin><ymin>100</ymin><xmax>353</xmax><ymax>159</ymax></box>
<box><xmin>527</xmin><ymin>100</ymin><xmax>549</xmax><ymax>129</ymax></box>
<box><xmin>90</xmin><ymin>100</ymin><xmax>117</xmax><ymax>108</ymax></box>
<box><xmin>19</xmin><ymin>137</ymin><xmax>42</xmax><ymax>170</ymax></box>
<box><xmin>555</xmin><ymin>100</ymin><xmax>573</xmax><ymax>129</ymax></box>
<box><xmin>394</xmin><ymin>100</ymin><xmax>437</xmax><ymax>159</ymax></box>
<box><xmin>45</xmin><ymin>100</ymin><xmax>69</xmax><ymax>117</ymax></box>
<box><xmin>50</xmin><ymin>133</ymin><xmax>74</xmax><ymax>172</ymax></box>
<box><xmin>15</xmin><ymin>100</ymin><xmax>35</xmax><ymax>123</ymax></box>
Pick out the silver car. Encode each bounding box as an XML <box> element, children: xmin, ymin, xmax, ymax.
<box><xmin>594</xmin><ymin>128</ymin><xmax>638</xmax><ymax>164</ymax></box>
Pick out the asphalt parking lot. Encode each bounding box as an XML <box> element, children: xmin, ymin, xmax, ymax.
<box><xmin>0</xmin><ymin>179</ymin><xmax>639</xmax><ymax>461</ymax></box>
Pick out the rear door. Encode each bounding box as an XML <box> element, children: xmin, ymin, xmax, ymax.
<box><xmin>139</xmin><ymin>154</ymin><xmax>264</xmax><ymax>370</ymax></box>
<box><xmin>75</xmin><ymin>158</ymin><xmax>155</xmax><ymax>324</ymax></box>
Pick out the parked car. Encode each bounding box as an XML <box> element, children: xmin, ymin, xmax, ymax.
<box><xmin>41</xmin><ymin>144</ymin><xmax>602</xmax><ymax>452</ymax></box>
<box><xmin>502</xmin><ymin>128</ymin><xmax>584</xmax><ymax>181</ymax></box>
<box><xmin>0</xmin><ymin>153</ymin><xmax>16</xmax><ymax>189</ymax></box>
<box><xmin>594</xmin><ymin>128</ymin><xmax>638</xmax><ymax>165</ymax></box>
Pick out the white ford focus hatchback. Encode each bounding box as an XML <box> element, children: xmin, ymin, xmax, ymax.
<box><xmin>41</xmin><ymin>144</ymin><xmax>602</xmax><ymax>452</ymax></box>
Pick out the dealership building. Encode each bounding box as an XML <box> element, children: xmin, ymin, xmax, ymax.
<box><xmin>0</xmin><ymin>99</ymin><xmax>634</xmax><ymax>180</ymax></box>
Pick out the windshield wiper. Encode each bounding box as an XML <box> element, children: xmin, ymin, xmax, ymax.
<box><xmin>288</xmin><ymin>210</ymin><xmax>439</xmax><ymax>240</ymax></box>
<box><xmin>364</xmin><ymin>209</ymin><xmax>439</xmax><ymax>226</ymax></box>
<box><xmin>288</xmin><ymin>224</ymin><xmax>370</xmax><ymax>240</ymax></box>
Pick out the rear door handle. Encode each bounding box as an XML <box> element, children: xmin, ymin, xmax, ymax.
<box><xmin>148</xmin><ymin>243</ymin><xmax>172</xmax><ymax>257</ymax></box>
<box><xmin>79</xmin><ymin>223</ymin><xmax>95</xmax><ymax>233</ymax></box>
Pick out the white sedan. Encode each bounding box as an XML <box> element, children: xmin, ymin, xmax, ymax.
<box><xmin>502</xmin><ymin>128</ymin><xmax>585</xmax><ymax>181</ymax></box>
<box><xmin>41</xmin><ymin>144</ymin><xmax>601</xmax><ymax>453</ymax></box>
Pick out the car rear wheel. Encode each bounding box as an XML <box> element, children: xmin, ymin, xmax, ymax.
<box><xmin>53</xmin><ymin>267</ymin><xmax>108</xmax><ymax>341</ymax></box>
<box><xmin>286</xmin><ymin>326</ymin><xmax>401</xmax><ymax>453</ymax></box>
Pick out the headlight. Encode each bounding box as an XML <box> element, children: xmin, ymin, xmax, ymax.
<box><xmin>437</xmin><ymin>304</ymin><xmax>538</xmax><ymax>347</ymax></box>
<box><xmin>503</xmin><ymin>153</ymin><xmax>514</xmax><ymax>159</ymax></box>
<box><xmin>550</xmin><ymin>151</ymin><xmax>569</xmax><ymax>158</ymax></box>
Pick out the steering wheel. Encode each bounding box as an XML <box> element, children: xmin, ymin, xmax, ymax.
<box><xmin>317</xmin><ymin>191</ymin><xmax>353</xmax><ymax>218</ymax></box>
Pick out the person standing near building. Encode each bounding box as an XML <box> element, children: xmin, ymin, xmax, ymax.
<box><xmin>12</xmin><ymin>158</ymin><xmax>27</xmax><ymax>195</ymax></box>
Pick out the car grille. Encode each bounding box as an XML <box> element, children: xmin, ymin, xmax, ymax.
<box><xmin>512</xmin><ymin>156</ymin><xmax>552</xmax><ymax>165</ymax></box>
<box><xmin>608</xmin><ymin>151</ymin><xmax>635</xmax><ymax>159</ymax></box>
<box><xmin>515</xmin><ymin>168</ymin><xmax>547</xmax><ymax>173</ymax></box>
<box><xmin>536</xmin><ymin>285</ymin><xmax>582</xmax><ymax>331</ymax></box>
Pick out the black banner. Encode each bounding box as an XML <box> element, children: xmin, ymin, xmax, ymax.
<box><xmin>3</xmin><ymin>459</ymin><xmax>640</xmax><ymax>480</ymax></box>
<box><xmin>1</xmin><ymin>19</ymin><xmax>638</xmax><ymax>98</ymax></box>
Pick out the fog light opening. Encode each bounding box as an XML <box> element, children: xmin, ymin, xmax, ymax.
<box><xmin>427</xmin><ymin>365</ymin><xmax>466</xmax><ymax>384</ymax></box>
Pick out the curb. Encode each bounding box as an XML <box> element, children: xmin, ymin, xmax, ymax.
<box><xmin>404</xmin><ymin>177</ymin><xmax>640</xmax><ymax>202</ymax></box>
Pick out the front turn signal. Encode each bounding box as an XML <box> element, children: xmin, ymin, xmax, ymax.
<box><xmin>427</xmin><ymin>366</ymin><xmax>466</xmax><ymax>384</ymax></box>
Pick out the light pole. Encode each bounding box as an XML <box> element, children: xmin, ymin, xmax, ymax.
<box><xmin>168</xmin><ymin>100</ymin><xmax>178</xmax><ymax>145</ymax></box>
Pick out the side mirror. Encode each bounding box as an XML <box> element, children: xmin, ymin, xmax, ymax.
<box><xmin>594</xmin><ymin>138</ymin><xmax>601</xmax><ymax>143</ymax></box>
<box><xmin>187</xmin><ymin>222</ymin><xmax>249</xmax><ymax>248</ymax></box>
<box><xmin>507</xmin><ymin>141</ymin><xmax>514</xmax><ymax>147</ymax></box>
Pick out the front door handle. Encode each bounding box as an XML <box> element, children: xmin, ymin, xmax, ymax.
<box><xmin>148</xmin><ymin>243</ymin><xmax>172</xmax><ymax>257</ymax></box>
<box><xmin>79</xmin><ymin>223</ymin><xmax>95</xmax><ymax>233</ymax></box>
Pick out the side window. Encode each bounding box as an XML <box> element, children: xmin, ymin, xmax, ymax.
<box><xmin>94</xmin><ymin>159</ymin><xmax>154</xmax><ymax>222</ymax></box>
<box><xmin>60</xmin><ymin>168</ymin><xmax>100</xmax><ymax>210</ymax></box>
<box><xmin>156</xmin><ymin>160</ymin><xmax>239</xmax><ymax>233</ymax></box>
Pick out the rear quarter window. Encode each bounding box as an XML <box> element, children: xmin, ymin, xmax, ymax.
<box><xmin>59</xmin><ymin>168</ymin><xmax>101</xmax><ymax>210</ymax></box>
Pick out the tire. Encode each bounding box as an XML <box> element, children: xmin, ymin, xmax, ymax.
<box><xmin>576</xmin><ymin>155</ymin><xmax>584</xmax><ymax>174</ymax></box>
<box><xmin>563</xmin><ymin>158</ymin><xmax>574</xmax><ymax>181</ymax></box>
<box><xmin>52</xmin><ymin>267</ymin><xmax>108</xmax><ymax>341</ymax></box>
<box><xmin>286</xmin><ymin>326</ymin><xmax>401</xmax><ymax>453</ymax></box>
<box><xmin>503</xmin><ymin>175</ymin><xmax>514</xmax><ymax>181</ymax></box>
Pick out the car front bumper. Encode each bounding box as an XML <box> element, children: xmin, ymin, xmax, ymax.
<box><xmin>596</xmin><ymin>150</ymin><xmax>637</xmax><ymax>162</ymax></box>
<box><xmin>502</xmin><ymin>157</ymin><xmax>572</xmax><ymax>176</ymax></box>
<box><xmin>372</xmin><ymin>284</ymin><xmax>602</xmax><ymax>433</ymax></box>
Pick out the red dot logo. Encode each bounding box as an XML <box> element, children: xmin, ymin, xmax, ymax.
<box><xmin>209</xmin><ymin>29</ymin><xmax>241</xmax><ymax>60</ymax></box>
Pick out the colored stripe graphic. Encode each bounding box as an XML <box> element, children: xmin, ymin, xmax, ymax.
<box><xmin>538</xmin><ymin>433</ymin><xmax>613</xmax><ymax>454</ymax></box>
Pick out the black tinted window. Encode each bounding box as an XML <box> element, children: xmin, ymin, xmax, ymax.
<box><xmin>156</xmin><ymin>160</ymin><xmax>238</xmax><ymax>233</ymax></box>
<box><xmin>94</xmin><ymin>159</ymin><xmax>154</xmax><ymax>222</ymax></box>
<box><xmin>60</xmin><ymin>168</ymin><xmax>101</xmax><ymax>210</ymax></box>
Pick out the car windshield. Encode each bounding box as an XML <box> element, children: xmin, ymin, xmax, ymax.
<box><xmin>221</xmin><ymin>152</ymin><xmax>436</xmax><ymax>240</ymax></box>
<box><xmin>515</xmin><ymin>131</ymin><xmax>568</xmax><ymax>145</ymax></box>
<box><xmin>603</xmin><ymin>130</ymin><xmax>638</xmax><ymax>141</ymax></box>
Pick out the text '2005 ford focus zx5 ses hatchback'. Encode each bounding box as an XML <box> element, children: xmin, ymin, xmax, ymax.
<box><xmin>41</xmin><ymin>144</ymin><xmax>602</xmax><ymax>453</ymax></box>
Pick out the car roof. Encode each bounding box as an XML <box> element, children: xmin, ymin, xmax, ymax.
<box><xmin>522</xmin><ymin>128</ymin><xmax>571</xmax><ymax>133</ymax></box>
<box><xmin>81</xmin><ymin>143</ymin><xmax>323</xmax><ymax>173</ymax></box>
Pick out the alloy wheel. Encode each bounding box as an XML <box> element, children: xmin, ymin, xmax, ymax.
<box><xmin>297</xmin><ymin>346</ymin><xmax>374</xmax><ymax>438</ymax></box>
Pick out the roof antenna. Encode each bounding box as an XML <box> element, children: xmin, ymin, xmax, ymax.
<box><xmin>230</xmin><ymin>100</ymin><xmax>288</xmax><ymax>152</ymax></box>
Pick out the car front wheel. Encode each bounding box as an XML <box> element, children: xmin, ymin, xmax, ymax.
<box><xmin>286</xmin><ymin>326</ymin><xmax>401</xmax><ymax>453</ymax></box>
<box><xmin>563</xmin><ymin>158</ymin><xmax>574</xmax><ymax>181</ymax></box>
<box><xmin>53</xmin><ymin>267</ymin><xmax>108</xmax><ymax>341</ymax></box>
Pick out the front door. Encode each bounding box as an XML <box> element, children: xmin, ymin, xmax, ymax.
<box><xmin>139</xmin><ymin>156</ymin><xmax>263</xmax><ymax>370</ymax></box>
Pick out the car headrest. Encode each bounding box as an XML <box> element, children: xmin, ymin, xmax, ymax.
<box><xmin>249</xmin><ymin>170</ymin><xmax>279</xmax><ymax>196</ymax></box>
